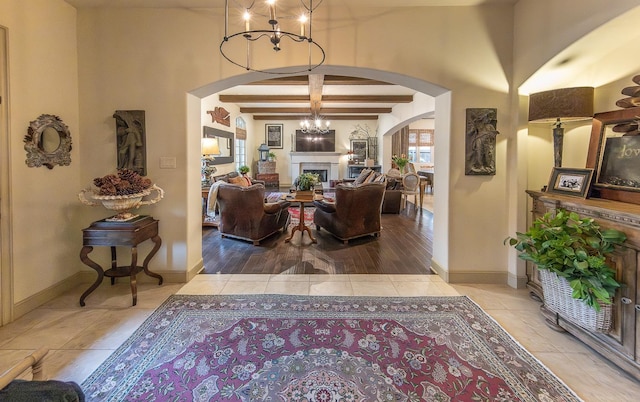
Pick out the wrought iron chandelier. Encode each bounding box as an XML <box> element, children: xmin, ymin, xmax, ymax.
<box><xmin>299</xmin><ymin>115</ymin><xmax>330</xmax><ymax>134</ymax></box>
<box><xmin>220</xmin><ymin>0</ymin><xmax>326</xmax><ymax>74</ymax></box>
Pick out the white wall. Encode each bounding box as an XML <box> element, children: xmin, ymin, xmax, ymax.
<box><xmin>4</xmin><ymin>0</ymin><xmax>640</xmax><ymax>320</ymax></box>
<box><xmin>0</xmin><ymin>0</ymin><xmax>81</xmax><ymax>311</ymax></box>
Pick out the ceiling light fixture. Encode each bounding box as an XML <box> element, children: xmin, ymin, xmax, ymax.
<box><xmin>220</xmin><ymin>0</ymin><xmax>326</xmax><ymax>74</ymax></box>
<box><xmin>299</xmin><ymin>114</ymin><xmax>330</xmax><ymax>134</ymax></box>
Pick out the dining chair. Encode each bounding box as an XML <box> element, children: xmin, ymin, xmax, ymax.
<box><xmin>401</xmin><ymin>172</ymin><xmax>421</xmax><ymax>210</ymax></box>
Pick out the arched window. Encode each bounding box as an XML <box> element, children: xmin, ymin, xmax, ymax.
<box><xmin>235</xmin><ymin>117</ymin><xmax>247</xmax><ymax>171</ymax></box>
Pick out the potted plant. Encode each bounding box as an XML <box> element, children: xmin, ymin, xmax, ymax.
<box><xmin>268</xmin><ymin>152</ymin><xmax>277</xmax><ymax>162</ymax></box>
<box><xmin>296</xmin><ymin>172</ymin><xmax>319</xmax><ymax>192</ymax></box>
<box><xmin>506</xmin><ymin>209</ymin><xmax>626</xmax><ymax>331</ymax></box>
<box><xmin>239</xmin><ymin>165</ymin><xmax>250</xmax><ymax>176</ymax></box>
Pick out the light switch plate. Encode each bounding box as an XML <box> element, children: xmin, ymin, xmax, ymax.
<box><xmin>159</xmin><ymin>156</ymin><xmax>177</xmax><ymax>169</ymax></box>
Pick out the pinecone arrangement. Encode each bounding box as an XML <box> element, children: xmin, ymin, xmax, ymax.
<box><xmin>93</xmin><ymin>169</ymin><xmax>153</xmax><ymax>196</ymax></box>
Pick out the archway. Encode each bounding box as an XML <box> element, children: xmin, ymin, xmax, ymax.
<box><xmin>187</xmin><ymin>65</ymin><xmax>452</xmax><ymax>278</ymax></box>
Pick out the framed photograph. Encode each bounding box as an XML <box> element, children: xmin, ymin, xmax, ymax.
<box><xmin>547</xmin><ymin>167</ymin><xmax>594</xmax><ymax>198</ymax></box>
<box><xmin>350</xmin><ymin>139</ymin><xmax>368</xmax><ymax>163</ymax></box>
<box><xmin>586</xmin><ymin>107</ymin><xmax>640</xmax><ymax>204</ymax></box>
<box><xmin>265</xmin><ymin>124</ymin><xmax>283</xmax><ymax>149</ymax></box>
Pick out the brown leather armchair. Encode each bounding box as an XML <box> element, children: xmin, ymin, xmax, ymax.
<box><xmin>216</xmin><ymin>183</ymin><xmax>291</xmax><ymax>245</ymax></box>
<box><xmin>313</xmin><ymin>182</ymin><xmax>386</xmax><ymax>244</ymax></box>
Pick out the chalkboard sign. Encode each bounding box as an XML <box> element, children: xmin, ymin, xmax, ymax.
<box><xmin>586</xmin><ymin>107</ymin><xmax>640</xmax><ymax>204</ymax></box>
<box><xmin>598</xmin><ymin>135</ymin><xmax>640</xmax><ymax>190</ymax></box>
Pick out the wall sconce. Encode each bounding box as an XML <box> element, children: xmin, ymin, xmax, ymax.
<box><xmin>258</xmin><ymin>143</ymin><xmax>270</xmax><ymax>161</ymax></box>
<box><xmin>528</xmin><ymin>87</ymin><xmax>594</xmax><ymax>167</ymax></box>
<box><xmin>201</xmin><ymin>137</ymin><xmax>221</xmax><ymax>185</ymax></box>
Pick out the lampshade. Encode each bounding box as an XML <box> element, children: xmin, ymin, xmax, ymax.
<box><xmin>528</xmin><ymin>87</ymin><xmax>594</xmax><ymax>123</ymax></box>
<box><xmin>528</xmin><ymin>87</ymin><xmax>594</xmax><ymax>168</ymax></box>
<box><xmin>201</xmin><ymin>137</ymin><xmax>220</xmax><ymax>156</ymax></box>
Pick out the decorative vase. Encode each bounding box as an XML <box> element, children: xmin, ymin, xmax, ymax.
<box><xmin>78</xmin><ymin>185</ymin><xmax>164</xmax><ymax>222</ymax></box>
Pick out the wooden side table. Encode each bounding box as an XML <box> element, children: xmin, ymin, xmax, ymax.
<box><xmin>79</xmin><ymin>215</ymin><xmax>163</xmax><ymax>307</ymax></box>
<box><xmin>255</xmin><ymin>173</ymin><xmax>280</xmax><ymax>188</ymax></box>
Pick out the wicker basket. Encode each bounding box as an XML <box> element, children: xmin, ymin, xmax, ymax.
<box><xmin>539</xmin><ymin>269</ymin><xmax>613</xmax><ymax>333</ymax></box>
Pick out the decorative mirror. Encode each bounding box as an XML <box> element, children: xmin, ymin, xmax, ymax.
<box><xmin>586</xmin><ymin>106</ymin><xmax>640</xmax><ymax>204</ymax></box>
<box><xmin>203</xmin><ymin>126</ymin><xmax>234</xmax><ymax>165</ymax></box>
<box><xmin>24</xmin><ymin>114</ymin><xmax>72</xmax><ymax>169</ymax></box>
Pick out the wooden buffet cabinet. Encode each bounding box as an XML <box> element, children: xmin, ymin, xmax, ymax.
<box><xmin>527</xmin><ymin>190</ymin><xmax>640</xmax><ymax>381</ymax></box>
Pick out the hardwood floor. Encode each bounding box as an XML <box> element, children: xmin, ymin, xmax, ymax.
<box><xmin>202</xmin><ymin>203</ymin><xmax>434</xmax><ymax>275</ymax></box>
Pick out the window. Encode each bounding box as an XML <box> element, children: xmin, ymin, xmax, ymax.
<box><xmin>235</xmin><ymin>117</ymin><xmax>247</xmax><ymax>171</ymax></box>
<box><xmin>408</xmin><ymin>129</ymin><xmax>434</xmax><ymax>164</ymax></box>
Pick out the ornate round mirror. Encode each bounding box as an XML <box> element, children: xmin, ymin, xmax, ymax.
<box><xmin>24</xmin><ymin>114</ymin><xmax>72</xmax><ymax>169</ymax></box>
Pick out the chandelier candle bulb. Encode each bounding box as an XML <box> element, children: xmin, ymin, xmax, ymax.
<box><xmin>244</xmin><ymin>11</ymin><xmax>250</xmax><ymax>32</ymax></box>
<box><xmin>299</xmin><ymin>15</ymin><xmax>307</xmax><ymax>37</ymax></box>
<box><xmin>268</xmin><ymin>0</ymin><xmax>276</xmax><ymax>24</ymax></box>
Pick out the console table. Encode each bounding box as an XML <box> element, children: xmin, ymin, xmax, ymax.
<box><xmin>79</xmin><ymin>215</ymin><xmax>163</xmax><ymax>307</ymax></box>
<box><xmin>526</xmin><ymin>190</ymin><xmax>640</xmax><ymax>381</ymax></box>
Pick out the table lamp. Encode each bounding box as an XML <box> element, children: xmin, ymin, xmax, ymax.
<box><xmin>201</xmin><ymin>137</ymin><xmax>220</xmax><ymax>185</ymax></box>
<box><xmin>528</xmin><ymin>87</ymin><xmax>594</xmax><ymax>167</ymax></box>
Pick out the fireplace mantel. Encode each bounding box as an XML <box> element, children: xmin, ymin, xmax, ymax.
<box><xmin>290</xmin><ymin>152</ymin><xmax>342</xmax><ymax>186</ymax></box>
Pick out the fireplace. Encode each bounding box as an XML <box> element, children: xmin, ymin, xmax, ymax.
<box><xmin>290</xmin><ymin>152</ymin><xmax>341</xmax><ymax>187</ymax></box>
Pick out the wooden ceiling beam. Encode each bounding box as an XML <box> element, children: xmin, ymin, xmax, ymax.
<box><xmin>240</xmin><ymin>107</ymin><xmax>393</xmax><ymax>114</ymax></box>
<box><xmin>253</xmin><ymin>115</ymin><xmax>379</xmax><ymax>121</ymax></box>
<box><xmin>246</xmin><ymin>75</ymin><xmax>391</xmax><ymax>86</ymax></box>
<box><xmin>309</xmin><ymin>74</ymin><xmax>324</xmax><ymax>114</ymax></box>
<box><xmin>220</xmin><ymin>94</ymin><xmax>412</xmax><ymax>103</ymax></box>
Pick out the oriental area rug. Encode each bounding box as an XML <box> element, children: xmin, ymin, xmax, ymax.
<box><xmin>81</xmin><ymin>295</ymin><xmax>581</xmax><ymax>401</ymax></box>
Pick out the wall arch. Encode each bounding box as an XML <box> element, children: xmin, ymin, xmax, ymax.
<box><xmin>188</xmin><ymin>65</ymin><xmax>451</xmax><ymax>279</ymax></box>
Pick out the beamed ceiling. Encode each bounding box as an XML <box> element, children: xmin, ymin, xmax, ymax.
<box><xmin>217</xmin><ymin>74</ymin><xmax>418</xmax><ymax>121</ymax></box>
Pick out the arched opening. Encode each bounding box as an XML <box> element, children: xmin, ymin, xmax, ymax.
<box><xmin>187</xmin><ymin>65</ymin><xmax>452</xmax><ymax>277</ymax></box>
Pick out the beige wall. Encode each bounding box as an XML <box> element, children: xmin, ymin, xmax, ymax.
<box><xmin>2</xmin><ymin>0</ymin><xmax>640</xmax><ymax>320</ymax></box>
<box><xmin>0</xmin><ymin>0</ymin><xmax>81</xmax><ymax>310</ymax></box>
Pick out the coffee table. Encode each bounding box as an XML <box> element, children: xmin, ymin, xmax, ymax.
<box><xmin>284</xmin><ymin>193</ymin><xmax>322</xmax><ymax>243</ymax></box>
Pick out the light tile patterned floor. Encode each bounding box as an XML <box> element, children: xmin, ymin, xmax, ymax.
<box><xmin>0</xmin><ymin>275</ymin><xmax>638</xmax><ymax>401</ymax></box>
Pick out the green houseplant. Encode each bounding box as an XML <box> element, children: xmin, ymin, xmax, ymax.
<box><xmin>239</xmin><ymin>165</ymin><xmax>250</xmax><ymax>175</ymax></box>
<box><xmin>268</xmin><ymin>152</ymin><xmax>277</xmax><ymax>161</ymax></box>
<box><xmin>506</xmin><ymin>209</ymin><xmax>626</xmax><ymax>312</ymax></box>
<box><xmin>296</xmin><ymin>172</ymin><xmax>319</xmax><ymax>191</ymax></box>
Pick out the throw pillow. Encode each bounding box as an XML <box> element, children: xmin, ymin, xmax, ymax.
<box><xmin>229</xmin><ymin>176</ymin><xmax>250</xmax><ymax>187</ymax></box>
<box><xmin>354</xmin><ymin>168</ymin><xmax>373</xmax><ymax>185</ymax></box>
<box><xmin>364</xmin><ymin>171</ymin><xmax>379</xmax><ymax>183</ymax></box>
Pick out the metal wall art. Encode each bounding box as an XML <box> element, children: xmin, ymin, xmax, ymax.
<box><xmin>207</xmin><ymin>107</ymin><xmax>231</xmax><ymax>127</ymax></box>
<box><xmin>24</xmin><ymin>114</ymin><xmax>72</xmax><ymax>169</ymax></box>
<box><xmin>114</xmin><ymin>110</ymin><xmax>147</xmax><ymax>176</ymax></box>
<box><xmin>465</xmin><ymin>108</ymin><xmax>499</xmax><ymax>175</ymax></box>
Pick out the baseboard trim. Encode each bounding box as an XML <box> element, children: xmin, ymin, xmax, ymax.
<box><xmin>14</xmin><ymin>273</ymin><xmax>85</xmax><ymax>320</ymax></box>
<box><xmin>507</xmin><ymin>272</ymin><xmax>528</xmax><ymax>289</ymax></box>
<box><xmin>13</xmin><ymin>263</ymin><xmax>203</xmax><ymax>322</ymax></box>
<box><xmin>430</xmin><ymin>260</ymin><xmax>507</xmax><ymax>284</ymax></box>
<box><xmin>430</xmin><ymin>259</ymin><xmax>448</xmax><ymax>282</ymax></box>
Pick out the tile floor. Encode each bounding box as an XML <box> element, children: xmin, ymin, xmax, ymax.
<box><xmin>1</xmin><ymin>274</ymin><xmax>638</xmax><ymax>401</ymax></box>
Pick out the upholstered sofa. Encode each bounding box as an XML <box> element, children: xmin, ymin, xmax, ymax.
<box><xmin>216</xmin><ymin>183</ymin><xmax>291</xmax><ymax>245</ymax></box>
<box><xmin>313</xmin><ymin>181</ymin><xmax>386</xmax><ymax>244</ymax></box>
<box><xmin>338</xmin><ymin>170</ymin><xmax>403</xmax><ymax>214</ymax></box>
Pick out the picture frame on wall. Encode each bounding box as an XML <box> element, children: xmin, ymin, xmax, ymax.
<box><xmin>265</xmin><ymin>124</ymin><xmax>283</xmax><ymax>149</ymax></box>
<box><xmin>546</xmin><ymin>167</ymin><xmax>594</xmax><ymax>198</ymax></box>
<box><xmin>350</xmin><ymin>139</ymin><xmax>368</xmax><ymax>163</ymax></box>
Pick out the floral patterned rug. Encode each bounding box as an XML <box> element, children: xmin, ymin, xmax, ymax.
<box><xmin>82</xmin><ymin>295</ymin><xmax>580</xmax><ymax>401</ymax></box>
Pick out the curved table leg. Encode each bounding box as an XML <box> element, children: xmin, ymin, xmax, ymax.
<box><xmin>79</xmin><ymin>246</ymin><xmax>104</xmax><ymax>307</ymax></box>
<box><xmin>142</xmin><ymin>235</ymin><xmax>163</xmax><ymax>285</ymax></box>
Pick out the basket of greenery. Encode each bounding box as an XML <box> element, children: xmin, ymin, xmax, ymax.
<box><xmin>296</xmin><ymin>172</ymin><xmax>319</xmax><ymax>191</ymax></box>
<box><xmin>506</xmin><ymin>209</ymin><xmax>626</xmax><ymax>333</ymax></box>
<box><xmin>239</xmin><ymin>165</ymin><xmax>250</xmax><ymax>175</ymax></box>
